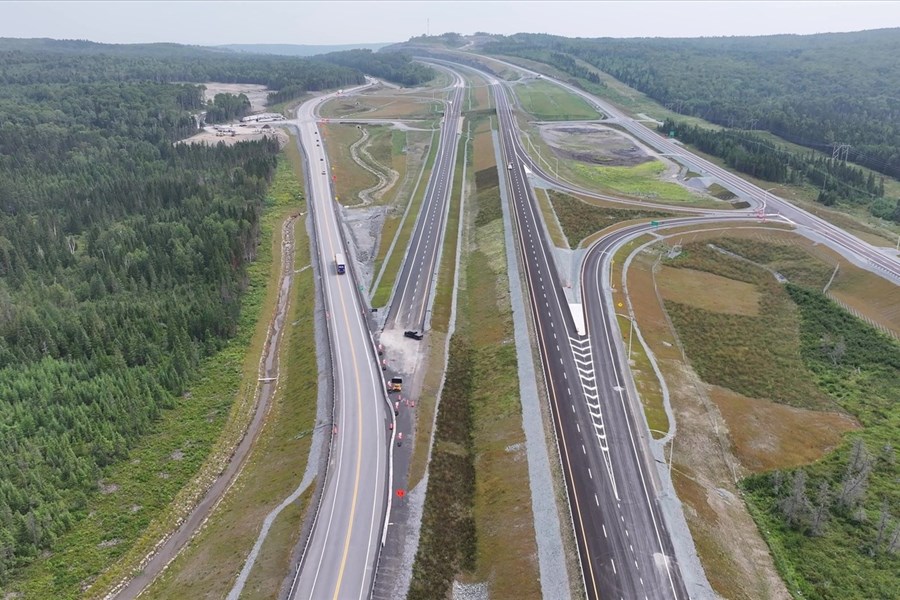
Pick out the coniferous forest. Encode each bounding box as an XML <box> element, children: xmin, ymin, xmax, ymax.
<box><xmin>483</xmin><ymin>29</ymin><xmax>900</xmax><ymax>191</ymax></box>
<box><xmin>0</xmin><ymin>39</ymin><xmax>364</xmax><ymax>582</ymax></box>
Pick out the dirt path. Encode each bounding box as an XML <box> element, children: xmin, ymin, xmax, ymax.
<box><xmin>105</xmin><ymin>215</ymin><xmax>300</xmax><ymax>600</ymax></box>
<box><xmin>349</xmin><ymin>127</ymin><xmax>399</xmax><ymax>205</ymax></box>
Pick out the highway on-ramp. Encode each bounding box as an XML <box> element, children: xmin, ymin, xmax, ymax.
<box><xmin>287</xmin><ymin>84</ymin><xmax>392</xmax><ymax>600</ymax></box>
<box><xmin>435</xmin><ymin>52</ymin><xmax>897</xmax><ymax>600</ymax></box>
<box><xmin>495</xmin><ymin>76</ymin><xmax>689</xmax><ymax>600</ymax></box>
<box><xmin>485</xmin><ymin>54</ymin><xmax>900</xmax><ymax>281</ymax></box>
<box><xmin>385</xmin><ymin>69</ymin><xmax>465</xmax><ymax>330</ymax></box>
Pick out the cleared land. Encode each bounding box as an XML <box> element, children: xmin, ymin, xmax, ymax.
<box><xmin>656</xmin><ymin>266</ymin><xmax>762</xmax><ymax>316</ymax></box>
<box><xmin>540</xmin><ymin>123</ymin><xmax>654</xmax><ymax>167</ymax></box>
<box><xmin>200</xmin><ymin>82</ymin><xmax>270</xmax><ymax>112</ymax></box>
<box><xmin>512</xmin><ymin>78</ymin><xmax>600</xmax><ymax>121</ymax></box>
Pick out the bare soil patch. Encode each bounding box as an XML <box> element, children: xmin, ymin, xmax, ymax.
<box><xmin>657</xmin><ymin>266</ymin><xmax>762</xmax><ymax>316</ymax></box>
<box><xmin>710</xmin><ymin>385</ymin><xmax>859</xmax><ymax>473</ymax></box>
<box><xmin>179</xmin><ymin>125</ymin><xmax>288</xmax><ymax>148</ymax></box>
<box><xmin>539</xmin><ymin>123</ymin><xmax>653</xmax><ymax>167</ymax></box>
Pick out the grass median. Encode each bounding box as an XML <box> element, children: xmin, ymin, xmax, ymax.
<box><xmin>409</xmin><ymin>115</ymin><xmax>541</xmax><ymax>598</ymax></box>
<box><xmin>371</xmin><ymin>129</ymin><xmax>440</xmax><ymax>307</ymax></box>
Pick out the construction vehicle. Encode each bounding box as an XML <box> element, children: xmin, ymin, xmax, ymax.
<box><xmin>388</xmin><ymin>376</ymin><xmax>402</xmax><ymax>393</ymax></box>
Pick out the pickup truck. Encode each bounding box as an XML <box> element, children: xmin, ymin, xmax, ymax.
<box><xmin>404</xmin><ymin>330</ymin><xmax>423</xmax><ymax>340</ymax></box>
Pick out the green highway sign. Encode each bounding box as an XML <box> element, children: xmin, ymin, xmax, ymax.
<box><xmin>650</xmin><ymin>220</ymin><xmax>660</xmax><ymax>227</ymax></box>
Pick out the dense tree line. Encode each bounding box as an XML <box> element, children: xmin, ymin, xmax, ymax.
<box><xmin>0</xmin><ymin>38</ymin><xmax>365</xmax><ymax>106</ymax></box>
<box><xmin>311</xmin><ymin>48</ymin><xmax>435</xmax><ymax>86</ymax></box>
<box><xmin>659</xmin><ymin>119</ymin><xmax>897</xmax><ymax>220</ymax></box>
<box><xmin>0</xmin><ymin>40</ymin><xmax>345</xmax><ymax>582</ymax></box>
<box><xmin>484</xmin><ymin>30</ymin><xmax>900</xmax><ymax>179</ymax></box>
<box><xmin>204</xmin><ymin>92</ymin><xmax>252</xmax><ymax>123</ymax></box>
<box><xmin>742</xmin><ymin>286</ymin><xmax>900</xmax><ymax>598</ymax></box>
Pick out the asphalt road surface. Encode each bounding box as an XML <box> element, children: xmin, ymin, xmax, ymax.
<box><xmin>385</xmin><ymin>70</ymin><xmax>465</xmax><ymax>330</ymax></box>
<box><xmin>488</xmin><ymin>55</ymin><xmax>900</xmax><ymax>281</ymax></box>
<box><xmin>495</xmin><ymin>78</ymin><xmax>689</xmax><ymax>600</ymax></box>
<box><xmin>435</xmin><ymin>52</ymin><xmax>897</xmax><ymax>600</ymax></box>
<box><xmin>287</xmin><ymin>84</ymin><xmax>392</xmax><ymax>600</ymax></box>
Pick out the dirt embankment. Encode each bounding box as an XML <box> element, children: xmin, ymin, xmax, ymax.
<box><xmin>539</xmin><ymin>123</ymin><xmax>654</xmax><ymax>167</ymax></box>
<box><xmin>624</xmin><ymin>245</ymin><xmax>855</xmax><ymax>600</ymax></box>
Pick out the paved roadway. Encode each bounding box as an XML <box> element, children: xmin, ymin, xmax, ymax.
<box><xmin>436</xmin><ymin>52</ymin><xmax>898</xmax><ymax>600</ymax></box>
<box><xmin>495</xmin><ymin>77</ymin><xmax>689</xmax><ymax>600</ymax></box>
<box><xmin>485</xmin><ymin>55</ymin><xmax>900</xmax><ymax>280</ymax></box>
<box><xmin>288</xmin><ymin>83</ymin><xmax>392</xmax><ymax>600</ymax></box>
<box><xmin>385</xmin><ymin>69</ymin><xmax>465</xmax><ymax>330</ymax></box>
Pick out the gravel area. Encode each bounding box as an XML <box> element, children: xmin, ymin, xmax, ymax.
<box><xmin>495</xmin><ymin>132</ymin><xmax>572</xmax><ymax>599</ymax></box>
<box><xmin>341</xmin><ymin>204</ymin><xmax>389</xmax><ymax>293</ymax></box>
<box><xmin>452</xmin><ymin>581</ymin><xmax>489</xmax><ymax>600</ymax></box>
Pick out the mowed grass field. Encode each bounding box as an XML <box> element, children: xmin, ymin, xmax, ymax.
<box><xmin>512</xmin><ymin>78</ymin><xmax>600</xmax><ymax>121</ymax></box>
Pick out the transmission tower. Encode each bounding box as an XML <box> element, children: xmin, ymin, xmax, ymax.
<box><xmin>831</xmin><ymin>143</ymin><xmax>851</xmax><ymax>163</ymax></box>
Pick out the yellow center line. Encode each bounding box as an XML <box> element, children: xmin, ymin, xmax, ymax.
<box><xmin>312</xmin><ymin>120</ymin><xmax>366</xmax><ymax>599</ymax></box>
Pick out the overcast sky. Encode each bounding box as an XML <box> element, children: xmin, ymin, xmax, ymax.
<box><xmin>2</xmin><ymin>1</ymin><xmax>899</xmax><ymax>45</ymax></box>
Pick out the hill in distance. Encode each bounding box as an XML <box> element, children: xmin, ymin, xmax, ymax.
<box><xmin>216</xmin><ymin>42</ymin><xmax>393</xmax><ymax>57</ymax></box>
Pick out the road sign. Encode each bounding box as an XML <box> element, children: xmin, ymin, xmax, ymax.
<box><xmin>650</xmin><ymin>220</ymin><xmax>660</xmax><ymax>228</ymax></box>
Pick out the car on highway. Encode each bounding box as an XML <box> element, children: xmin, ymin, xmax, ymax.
<box><xmin>404</xmin><ymin>330</ymin><xmax>424</xmax><ymax>340</ymax></box>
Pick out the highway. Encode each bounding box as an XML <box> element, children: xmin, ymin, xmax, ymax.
<box><xmin>486</xmin><ymin>55</ymin><xmax>900</xmax><ymax>281</ymax></box>
<box><xmin>428</xmin><ymin>51</ymin><xmax>898</xmax><ymax>600</ymax></box>
<box><xmin>385</xmin><ymin>69</ymin><xmax>465</xmax><ymax>330</ymax></box>
<box><xmin>287</xmin><ymin>83</ymin><xmax>392</xmax><ymax>600</ymax></box>
<box><xmin>494</xmin><ymin>77</ymin><xmax>689</xmax><ymax>600</ymax></box>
